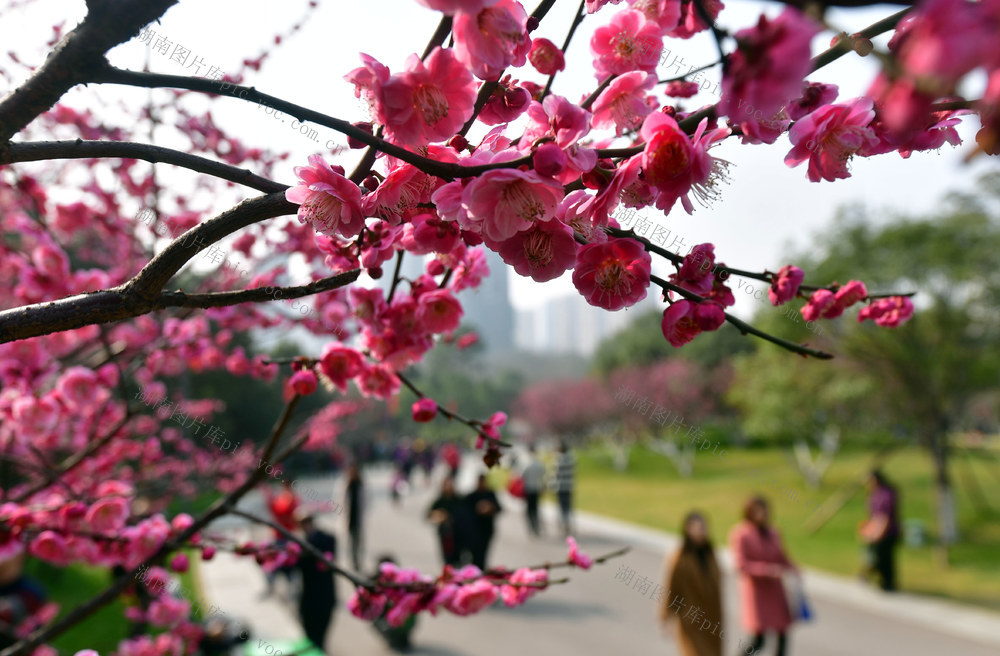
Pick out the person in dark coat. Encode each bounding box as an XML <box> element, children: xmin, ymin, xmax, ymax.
<box><xmin>295</xmin><ymin>512</ymin><xmax>338</xmax><ymax>652</ymax></box>
<box><xmin>427</xmin><ymin>477</ymin><xmax>468</xmax><ymax>567</ymax></box>
<box><xmin>860</xmin><ymin>469</ymin><xmax>901</xmax><ymax>591</ymax></box>
<box><xmin>345</xmin><ymin>462</ymin><xmax>364</xmax><ymax>571</ymax></box>
<box><xmin>660</xmin><ymin>512</ymin><xmax>724</xmax><ymax>656</ymax></box>
<box><xmin>464</xmin><ymin>474</ymin><xmax>502</xmax><ymax>571</ymax></box>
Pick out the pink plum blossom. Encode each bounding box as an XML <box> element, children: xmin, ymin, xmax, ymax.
<box><xmin>567</xmin><ymin>536</ymin><xmax>593</xmax><ymax>569</ymax></box>
<box><xmin>785</xmin><ymin>98</ymin><xmax>880</xmax><ymax>182</ymax></box>
<box><xmin>629</xmin><ymin>0</ymin><xmax>682</xmax><ymax>33</ymax></box>
<box><xmin>640</xmin><ymin>113</ymin><xmax>730</xmax><ymax>213</ymax></box>
<box><xmin>448</xmin><ymin>579</ymin><xmax>499</xmax><ymax>615</ymax></box>
<box><xmin>462</xmin><ymin>169</ymin><xmax>564</xmax><ymax>241</ymax></box>
<box><xmin>416</xmin><ymin>0</ymin><xmax>500</xmax><ymax>13</ymax></box>
<box><xmin>801</xmin><ymin>289</ymin><xmax>837</xmax><ymax>321</ymax></box>
<box><xmin>720</xmin><ymin>8</ymin><xmax>819</xmax><ymax>138</ymax></box>
<box><xmin>528</xmin><ymin>38</ymin><xmax>565</xmax><ymax>75</ymax></box>
<box><xmin>768</xmin><ymin>265</ymin><xmax>805</xmax><ymax>305</ymax></box>
<box><xmin>494</xmin><ymin>214</ymin><xmax>579</xmax><ymax>282</ymax></box>
<box><xmin>787</xmin><ymin>82</ymin><xmax>839</xmax><ymax>121</ymax></box>
<box><xmin>285</xmin><ymin>155</ymin><xmax>365</xmax><ymax>238</ymax></box>
<box><xmin>858</xmin><ymin>296</ymin><xmax>915</xmax><ymax>328</ymax></box>
<box><xmin>669</xmin><ymin>0</ymin><xmax>723</xmax><ymax>39</ymax></box>
<box><xmin>590</xmin><ymin>10</ymin><xmax>663</xmax><ymax>78</ymax></box>
<box><xmin>500</xmin><ymin>567</ymin><xmax>548</xmax><ymax>607</ymax></box>
<box><xmin>661</xmin><ymin>300</ymin><xmax>724</xmax><ymax>347</ymax></box>
<box><xmin>664</xmin><ymin>80</ymin><xmax>699</xmax><ymax>98</ymax></box>
<box><xmin>286</xmin><ymin>369</ymin><xmax>318</xmax><ymax>397</ymax></box>
<box><xmin>380</xmin><ymin>48</ymin><xmax>477</xmax><ymax>148</ymax></box>
<box><xmin>572</xmin><ymin>238</ymin><xmax>652</xmax><ymax>310</ymax></box>
<box><xmin>669</xmin><ymin>243</ymin><xmax>716</xmax><ymax>296</ymax></box>
<box><xmin>478</xmin><ymin>76</ymin><xmax>532</xmax><ymax>124</ymax></box>
<box><xmin>412</xmin><ymin>398</ymin><xmax>438</xmax><ymax>422</ymax></box>
<box><xmin>454</xmin><ymin>0</ymin><xmax>531</xmax><ymax>80</ymax></box>
<box><xmin>416</xmin><ymin>289</ymin><xmax>463</xmax><ymax>333</ymax></box>
<box><xmin>591</xmin><ymin>72</ymin><xmax>657</xmax><ymax>136</ymax></box>
<box><xmin>318</xmin><ymin>345</ymin><xmax>364</xmax><ymax>393</ymax></box>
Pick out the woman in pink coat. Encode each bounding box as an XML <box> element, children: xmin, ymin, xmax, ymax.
<box><xmin>729</xmin><ymin>496</ymin><xmax>799</xmax><ymax>656</ymax></box>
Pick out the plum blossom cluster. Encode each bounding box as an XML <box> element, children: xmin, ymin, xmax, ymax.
<box><xmin>347</xmin><ymin>537</ymin><xmax>593</xmax><ymax>626</ymax></box>
<box><xmin>614</xmin><ymin>562</ymin><xmax>761</xmax><ymax>655</ymax></box>
<box><xmin>614</xmin><ymin>383</ymin><xmax>706</xmax><ymax>441</ymax></box>
<box><xmin>135</xmin><ymin>386</ymin><xmax>236</xmax><ymax>453</ymax></box>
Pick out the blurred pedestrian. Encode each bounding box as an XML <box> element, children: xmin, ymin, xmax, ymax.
<box><xmin>442</xmin><ymin>442</ymin><xmax>461</xmax><ymax>478</ymax></box>
<box><xmin>0</xmin><ymin>552</ymin><xmax>47</xmax><ymax>648</ymax></box>
<box><xmin>521</xmin><ymin>445</ymin><xmax>546</xmax><ymax>538</ymax></box>
<box><xmin>465</xmin><ymin>473</ymin><xmax>502</xmax><ymax>570</ymax></box>
<box><xmin>729</xmin><ymin>496</ymin><xmax>799</xmax><ymax>656</ymax></box>
<box><xmin>262</xmin><ymin>481</ymin><xmax>300</xmax><ymax>599</ymax></box>
<box><xmin>660</xmin><ymin>512</ymin><xmax>723</xmax><ymax>656</ymax></box>
<box><xmin>295</xmin><ymin>512</ymin><xmax>338</xmax><ymax>652</ymax></box>
<box><xmin>427</xmin><ymin>477</ymin><xmax>467</xmax><ymax>567</ymax></box>
<box><xmin>859</xmin><ymin>469</ymin><xmax>900</xmax><ymax>591</ymax></box>
<box><xmin>553</xmin><ymin>442</ymin><xmax>576</xmax><ymax>537</ymax></box>
<box><xmin>370</xmin><ymin>555</ymin><xmax>418</xmax><ymax>651</ymax></box>
<box><xmin>345</xmin><ymin>462</ymin><xmax>365</xmax><ymax>571</ymax></box>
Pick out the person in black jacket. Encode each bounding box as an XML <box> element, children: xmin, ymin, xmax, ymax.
<box><xmin>345</xmin><ymin>462</ymin><xmax>364</xmax><ymax>571</ymax></box>
<box><xmin>427</xmin><ymin>477</ymin><xmax>469</xmax><ymax>567</ymax></box>
<box><xmin>295</xmin><ymin>512</ymin><xmax>337</xmax><ymax>652</ymax></box>
<box><xmin>464</xmin><ymin>474</ymin><xmax>502</xmax><ymax>571</ymax></box>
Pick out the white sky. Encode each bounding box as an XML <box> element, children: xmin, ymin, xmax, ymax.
<box><xmin>2</xmin><ymin>0</ymin><xmax>998</xmax><ymax>319</ymax></box>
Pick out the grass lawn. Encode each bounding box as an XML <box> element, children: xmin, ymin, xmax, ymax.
<box><xmin>574</xmin><ymin>444</ymin><xmax>1000</xmax><ymax>611</ymax></box>
<box><xmin>25</xmin><ymin>548</ymin><xmax>206</xmax><ymax>652</ymax></box>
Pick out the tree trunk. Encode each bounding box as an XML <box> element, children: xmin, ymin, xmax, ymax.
<box><xmin>927</xmin><ymin>423</ymin><xmax>957</xmax><ymax>567</ymax></box>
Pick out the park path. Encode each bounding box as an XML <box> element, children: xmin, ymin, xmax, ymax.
<box><xmin>200</xmin><ymin>462</ymin><xmax>1000</xmax><ymax>656</ymax></box>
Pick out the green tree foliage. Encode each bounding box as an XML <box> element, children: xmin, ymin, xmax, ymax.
<box><xmin>730</xmin><ymin>172</ymin><xmax>1000</xmax><ymax>553</ymax></box>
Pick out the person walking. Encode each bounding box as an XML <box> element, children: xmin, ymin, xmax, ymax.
<box><xmin>262</xmin><ymin>481</ymin><xmax>300</xmax><ymax>599</ymax></box>
<box><xmin>521</xmin><ymin>445</ymin><xmax>546</xmax><ymax>538</ymax></box>
<box><xmin>427</xmin><ymin>477</ymin><xmax>468</xmax><ymax>567</ymax></box>
<box><xmin>660</xmin><ymin>512</ymin><xmax>723</xmax><ymax>656</ymax></box>
<box><xmin>859</xmin><ymin>469</ymin><xmax>901</xmax><ymax>591</ymax></box>
<box><xmin>294</xmin><ymin>512</ymin><xmax>338</xmax><ymax>653</ymax></box>
<box><xmin>344</xmin><ymin>462</ymin><xmax>365</xmax><ymax>572</ymax></box>
<box><xmin>729</xmin><ymin>496</ymin><xmax>799</xmax><ymax>656</ymax></box>
<box><xmin>465</xmin><ymin>473</ymin><xmax>502</xmax><ymax>570</ymax></box>
<box><xmin>553</xmin><ymin>442</ymin><xmax>576</xmax><ymax>537</ymax></box>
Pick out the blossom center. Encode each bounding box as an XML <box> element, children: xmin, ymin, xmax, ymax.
<box><xmin>645</xmin><ymin>134</ymin><xmax>691</xmax><ymax>185</ymax></box>
<box><xmin>595</xmin><ymin>258</ymin><xmax>632</xmax><ymax>295</ymax></box>
<box><xmin>501</xmin><ymin>181</ymin><xmax>546</xmax><ymax>221</ymax></box>
<box><xmin>522</xmin><ymin>229</ymin><xmax>554</xmax><ymax>268</ymax></box>
<box><xmin>301</xmin><ymin>190</ymin><xmax>343</xmax><ymax>231</ymax></box>
<box><xmin>414</xmin><ymin>84</ymin><xmax>449</xmax><ymax>126</ymax></box>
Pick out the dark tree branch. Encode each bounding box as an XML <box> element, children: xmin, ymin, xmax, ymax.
<box><xmin>1</xmin><ymin>140</ymin><xmax>286</xmax><ymax>194</ymax></box>
<box><xmin>0</xmin><ymin>0</ymin><xmax>177</xmax><ymax>144</ymax></box>
<box><xmin>651</xmin><ymin>274</ymin><xmax>835</xmax><ymax>359</ymax></box>
<box><xmin>542</xmin><ymin>0</ymin><xmax>586</xmax><ymax>99</ymax></box>
<box><xmin>157</xmin><ymin>270</ymin><xmax>362</xmax><ymax>309</ymax></box>
<box><xmin>0</xmin><ymin>193</ymin><xmax>360</xmax><ymax>344</ymax></box>
<box><xmin>92</xmin><ymin>66</ymin><xmax>532</xmax><ymax>181</ymax></box>
<box><xmin>127</xmin><ymin>192</ymin><xmax>295</xmax><ymax>299</ymax></box>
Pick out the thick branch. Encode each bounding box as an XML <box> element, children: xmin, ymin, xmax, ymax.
<box><xmin>1</xmin><ymin>140</ymin><xmax>286</xmax><ymax>194</ymax></box>
<box><xmin>127</xmin><ymin>193</ymin><xmax>294</xmax><ymax>298</ymax></box>
<box><xmin>0</xmin><ymin>0</ymin><xmax>177</xmax><ymax>143</ymax></box>
<box><xmin>157</xmin><ymin>270</ymin><xmax>362</xmax><ymax>310</ymax></box>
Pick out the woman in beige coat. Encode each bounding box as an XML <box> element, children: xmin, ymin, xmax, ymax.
<box><xmin>660</xmin><ymin>512</ymin><xmax>724</xmax><ymax>656</ymax></box>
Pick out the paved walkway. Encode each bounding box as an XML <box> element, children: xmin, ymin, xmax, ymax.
<box><xmin>199</xmin><ymin>463</ymin><xmax>1000</xmax><ymax>655</ymax></box>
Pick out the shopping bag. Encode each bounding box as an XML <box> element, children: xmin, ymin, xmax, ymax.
<box><xmin>507</xmin><ymin>476</ymin><xmax>525</xmax><ymax>499</ymax></box>
<box><xmin>783</xmin><ymin>574</ymin><xmax>814</xmax><ymax>622</ymax></box>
